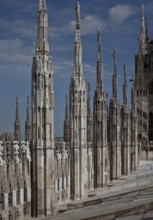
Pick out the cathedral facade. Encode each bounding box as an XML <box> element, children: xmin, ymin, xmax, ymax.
<box><xmin>0</xmin><ymin>0</ymin><xmax>152</xmax><ymax>219</ymax></box>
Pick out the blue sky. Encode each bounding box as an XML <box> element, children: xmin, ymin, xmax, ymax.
<box><xmin>0</xmin><ymin>0</ymin><xmax>153</xmax><ymax>138</ymax></box>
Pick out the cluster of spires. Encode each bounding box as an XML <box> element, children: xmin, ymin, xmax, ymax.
<box><xmin>13</xmin><ymin>96</ymin><xmax>31</xmax><ymax>142</ymax></box>
<box><xmin>16</xmin><ymin>1</ymin><xmax>147</xmax><ymax>144</ymax></box>
<box><xmin>6</xmin><ymin>1</ymin><xmax>149</xmax><ymax>145</ymax></box>
<box><xmin>0</xmin><ymin>1</ymin><xmax>150</xmax><ymax>218</ymax></box>
<box><xmin>70</xmin><ymin>2</ymin><xmax>148</xmax><ymax>114</ymax></box>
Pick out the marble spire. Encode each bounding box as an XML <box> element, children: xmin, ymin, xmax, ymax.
<box><xmin>64</xmin><ymin>94</ymin><xmax>69</xmax><ymax>142</ymax></box>
<box><xmin>139</xmin><ymin>4</ymin><xmax>147</xmax><ymax>53</ymax></box>
<box><xmin>31</xmin><ymin>0</ymin><xmax>55</xmax><ymax>216</ymax></box>
<box><xmin>36</xmin><ymin>0</ymin><xmax>49</xmax><ymax>54</ymax></box>
<box><xmin>96</xmin><ymin>30</ymin><xmax>103</xmax><ymax>92</ymax></box>
<box><xmin>14</xmin><ymin>97</ymin><xmax>20</xmax><ymax>142</ymax></box>
<box><xmin>74</xmin><ymin>2</ymin><xmax>83</xmax><ymax>77</ymax></box>
<box><xmin>39</xmin><ymin>0</ymin><xmax>47</xmax><ymax>10</ymax></box>
<box><xmin>75</xmin><ymin>2</ymin><xmax>81</xmax><ymax>38</ymax></box>
<box><xmin>25</xmin><ymin>96</ymin><xmax>31</xmax><ymax>142</ymax></box>
<box><xmin>112</xmin><ymin>48</ymin><xmax>118</xmax><ymax>101</ymax></box>
<box><xmin>69</xmin><ymin>2</ymin><xmax>88</xmax><ymax>200</ymax></box>
<box><xmin>123</xmin><ymin>63</ymin><xmax>128</xmax><ymax>107</ymax></box>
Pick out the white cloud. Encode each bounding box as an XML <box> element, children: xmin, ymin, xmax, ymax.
<box><xmin>48</xmin><ymin>4</ymin><xmax>136</xmax><ymax>38</ymax></box>
<box><xmin>81</xmin><ymin>15</ymin><xmax>106</xmax><ymax>35</ymax></box>
<box><xmin>0</xmin><ymin>38</ymin><xmax>33</xmax><ymax>65</ymax></box>
<box><xmin>54</xmin><ymin>60</ymin><xmax>73</xmax><ymax>79</ymax></box>
<box><xmin>54</xmin><ymin>61</ymin><xmax>96</xmax><ymax>80</ymax></box>
<box><xmin>49</xmin><ymin>21</ymin><xmax>74</xmax><ymax>38</ymax></box>
<box><xmin>84</xmin><ymin>63</ymin><xmax>96</xmax><ymax>76</ymax></box>
<box><xmin>0</xmin><ymin>3</ymin><xmax>137</xmax><ymax>48</ymax></box>
<box><xmin>0</xmin><ymin>0</ymin><xmax>35</xmax><ymax>14</ymax></box>
<box><xmin>108</xmin><ymin>4</ymin><xmax>136</xmax><ymax>27</ymax></box>
<box><xmin>49</xmin><ymin>14</ymin><xmax>105</xmax><ymax>37</ymax></box>
<box><xmin>0</xmin><ymin>18</ymin><xmax>36</xmax><ymax>38</ymax></box>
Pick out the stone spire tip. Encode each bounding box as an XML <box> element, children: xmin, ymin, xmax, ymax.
<box><xmin>123</xmin><ymin>63</ymin><xmax>127</xmax><ymax>83</ymax></box>
<box><xmin>16</xmin><ymin>96</ymin><xmax>19</xmax><ymax>109</ymax></box>
<box><xmin>39</xmin><ymin>0</ymin><xmax>47</xmax><ymax>11</ymax></box>
<box><xmin>113</xmin><ymin>48</ymin><xmax>117</xmax><ymax>59</ymax></box>
<box><xmin>76</xmin><ymin>2</ymin><xmax>80</xmax><ymax>7</ymax></box>
<box><xmin>97</xmin><ymin>30</ymin><xmax>102</xmax><ymax>62</ymax></box>
<box><xmin>113</xmin><ymin>49</ymin><xmax>117</xmax><ymax>75</ymax></box>
<box><xmin>76</xmin><ymin>2</ymin><xmax>80</xmax><ymax>24</ymax></box>
<box><xmin>139</xmin><ymin>3</ymin><xmax>147</xmax><ymax>53</ymax></box>
<box><xmin>141</xmin><ymin>3</ymin><xmax>144</xmax><ymax>12</ymax></box>
<box><xmin>15</xmin><ymin>96</ymin><xmax>20</xmax><ymax>125</ymax></box>
<box><xmin>141</xmin><ymin>3</ymin><xmax>145</xmax><ymax>25</ymax></box>
<box><xmin>124</xmin><ymin>62</ymin><xmax>126</xmax><ymax>72</ymax></box>
<box><xmin>97</xmin><ymin>30</ymin><xmax>101</xmax><ymax>45</ymax></box>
